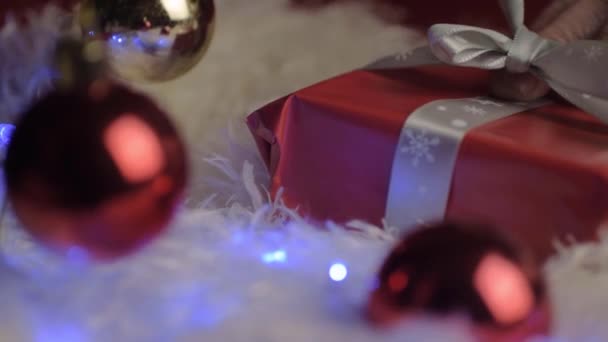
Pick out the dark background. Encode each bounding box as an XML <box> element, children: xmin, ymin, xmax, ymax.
<box><xmin>0</xmin><ymin>0</ymin><xmax>552</xmax><ymax>31</ymax></box>
<box><xmin>291</xmin><ymin>0</ymin><xmax>552</xmax><ymax>31</ymax></box>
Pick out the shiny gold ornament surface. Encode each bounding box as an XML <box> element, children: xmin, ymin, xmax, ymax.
<box><xmin>79</xmin><ymin>0</ymin><xmax>215</xmax><ymax>82</ymax></box>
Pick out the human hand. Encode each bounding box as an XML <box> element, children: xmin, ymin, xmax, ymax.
<box><xmin>491</xmin><ymin>0</ymin><xmax>608</xmax><ymax>101</ymax></box>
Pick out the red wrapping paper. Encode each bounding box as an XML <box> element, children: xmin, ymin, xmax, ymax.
<box><xmin>247</xmin><ymin>65</ymin><xmax>608</xmax><ymax>261</ymax></box>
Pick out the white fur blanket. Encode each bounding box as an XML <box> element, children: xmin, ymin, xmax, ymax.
<box><xmin>0</xmin><ymin>2</ymin><xmax>603</xmax><ymax>341</ymax></box>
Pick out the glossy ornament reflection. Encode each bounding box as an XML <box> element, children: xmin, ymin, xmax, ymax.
<box><xmin>79</xmin><ymin>0</ymin><xmax>215</xmax><ymax>82</ymax></box>
<box><xmin>367</xmin><ymin>222</ymin><xmax>551</xmax><ymax>341</ymax></box>
<box><xmin>4</xmin><ymin>80</ymin><xmax>188</xmax><ymax>260</ymax></box>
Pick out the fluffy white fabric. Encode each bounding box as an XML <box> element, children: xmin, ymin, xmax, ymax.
<box><xmin>0</xmin><ymin>1</ymin><xmax>605</xmax><ymax>341</ymax></box>
<box><xmin>0</xmin><ymin>6</ymin><xmax>68</xmax><ymax>123</ymax></box>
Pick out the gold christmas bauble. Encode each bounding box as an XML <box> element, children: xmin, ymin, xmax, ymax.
<box><xmin>79</xmin><ymin>0</ymin><xmax>215</xmax><ymax>82</ymax></box>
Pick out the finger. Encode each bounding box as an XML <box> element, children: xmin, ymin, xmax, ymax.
<box><xmin>530</xmin><ymin>0</ymin><xmax>578</xmax><ymax>32</ymax></box>
<box><xmin>595</xmin><ymin>18</ymin><xmax>608</xmax><ymax>39</ymax></box>
<box><xmin>490</xmin><ymin>72</ymin><xmax>550</xmax><ymax>101</ymax></box>
<box><xmin>536</xmin><ymin>0</ymin><xmax>608</xmax><ymax>42</ymax></box>
<box><xmin>490</xmin><ymin>0</ymin><xmax>608</xmax><ymax>101</ymax></box>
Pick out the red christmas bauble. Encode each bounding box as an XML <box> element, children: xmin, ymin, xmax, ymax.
<box><xmin>4</xmin><ymin>80</ymin><xmax>188</xmax><ymax>260</ymax></box>
<box><xmin>367</xmin><ymin>222</ymin><xmax>550</xmax><ymax>341</ymax></box>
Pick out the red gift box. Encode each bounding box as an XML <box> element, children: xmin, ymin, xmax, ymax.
<box><xmin>247</xmin><ymin>64</ymin><xmax>608</xmax><ymax>261</ymax></box>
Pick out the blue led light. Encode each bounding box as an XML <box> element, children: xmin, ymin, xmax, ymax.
<box><xmin>329</xmin><ymin>263</ymin><xmax>348</xmax><ymax>282</ymax></box>
<box><xmin>157</xmin><ymin>38</ymin><xmax>171</xmax><ymax>48</ymax></box>
<box><xmin>261</xmin><ymin>249</ymin><xmax>286</xmax><ymax>264</ymax></box>
<box><xmin>0</xmin><ymin>124</ymin><xmax>15</xmax><ymax>147</ymax></box>
<box><xmin>111</xmin><ymin>35</ymin><xmax>125</xmax><ymax>44</ymax></box>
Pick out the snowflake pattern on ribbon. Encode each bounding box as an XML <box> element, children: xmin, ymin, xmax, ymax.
<box><xmin>400</xmin><ymin>129</ymin><xmax>440</xmax><ymax>167</ymax></box>
<box><xmin>565</xmin><ymin>48</ymin><xmax>574</xmax><ymax>56</ymax></box>
<box><xmin>469</xmin><ymin>98</ymin><xmax>504</xmax><ymax>107</ymax></box>
<box><xmin>395</xmin><ymin>50</ymin><xmax>413</xmax><ymax>61</ymax></box>
<box><xmin>584</xmin><ymin>45</ymin><xmax>603</xmax><ymax>62</ymax></box>
<box><xmin>464</xmin><ymin>105</ymin><xmax>487</xmax><ymax>116</ymax></box>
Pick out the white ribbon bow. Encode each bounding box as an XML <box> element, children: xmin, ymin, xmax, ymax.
<box><xmin>368</xmin><ymin>0</ymin><xmax>608</xmax><ymax>123</ymax></box>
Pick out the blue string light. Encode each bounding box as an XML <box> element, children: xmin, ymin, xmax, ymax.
<box><xmin>111</xmin><ymin>34</ymin><xmax>125</xmax><ymax>44</ymax></box>
<box><xmin>0</xmin><ymin>124</ymin><xmax>15</xmax><ymax>148</ymax></box>
<box><xmin>261</xmin><ymin>249</ymin><xmax>287</xmax><ymax>264</ymax></box>
<box><xmin>329</xmin><ymin>263</ymin><xmax>348</xmax><ymax>282</ymax></box>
